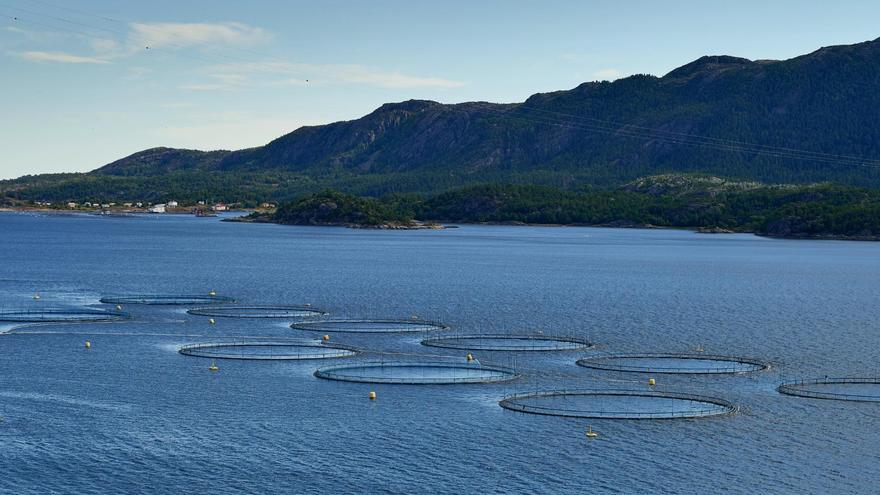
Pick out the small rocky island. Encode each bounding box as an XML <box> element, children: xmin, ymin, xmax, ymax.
<box><xmin>226</xmin><ymin>190</ymin><xmax>443</xmax><ymax>230</ymax></box>
<box><xmin>222</xmin><ymin>174</ymin><xmax>880</xmax><ymax>240</ymax></box>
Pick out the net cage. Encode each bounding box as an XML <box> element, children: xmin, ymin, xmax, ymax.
<box><xmin>187</xmin><ymin>305</ymin><xmax>327</xmax><ymax>319</ymax></box>
<box><xmin>100</xmin><ymin>294</ymin><xmax>235</xmax><ymax>305</ymax></box>
<box><xmin>576</xmin><ymin>353</ymin><xmax>768</xmax><ymax>375</ymax></box>
<box><xmin>499</xmin><ymin>389</ymin><xmax>738</xmax><ymax>419</ymax></box>
<box><xmin>314</xmin><ymin>360</ymin><xmax>517</xmax><ymax>384</ymax></box>
<box><xmin>178</xmin><ymin>339</ymin><xmax>358</xmax><ymax>360</ymax></box>
<box><xmin>777</xmin><ymin>377</ymin><xmax>880</xmax><ymax>402</ymax></box>
<box><xmin>421</xmin><ymin>334</ymin><xmax>593</xmax><ymax>352</ymax></box>
<box><xmin>291</xmin><ymin>318</ymin><xmax>449</xmax><ymax>334</ymax></box>
<box><xmin>0</xmin><ymin>307</ymin><xmax>130</xmax><ymax>323</ymax></box>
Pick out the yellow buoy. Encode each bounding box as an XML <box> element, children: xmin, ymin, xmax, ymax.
<box><xmin>648</xmin><ymin>378</ymin><xmax>656</xmax><ymax>386</ymax></box>
<box><xmin>84</xmin><ymin>340</ymin><xmax>91</xmax><ymax>349</ymax></box>
<box><xmin>208</xmin><ymin>318</ymin><xmax>216</xmax><ymax>325</ymax></box>
<box><xmin>208</xmin><ymin>360</ymin><xmax>219</xmax><ymax>372</ymax></box>
<box><xmin>369</xmin><ymin>391</ymin><xmax>377</xmax><ymax>400</ymax></box>
<box><xmin>32</xmin><ymin>293</ymin><xmax>40</xmax><ymax>300</ymax></box>
<box><xmin>208</xmin><ymin>290</ymin><xmax>217</xmax><ymax>297</ymax></box>
<box><xmin>322</xmin><ymin>335</ymin><xmax>330</xmax><ymax>342</ymax></box>
<box><xmin>585</xmin><ymin>426</ymin><xmax>598</xmax><ymax>438</ymax></box>
<box><xmin>466</xmin><ymin>353</ymin><xmax>474</xmax><ymax>362</ymax></box>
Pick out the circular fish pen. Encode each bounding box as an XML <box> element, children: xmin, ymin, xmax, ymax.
<box><xmin>100</xmin><ymin>294</ymin><xmax>234</xmax><ymax>305</ymax></box>
<box><xmin>179</xmin><ymin>340</ymin><xmax>358</xmax><ymax>360</ymax></box>
<box><xmin>187</xmin><ymin>305</ymin><xmax>327</xmax><ymax>319</ymax></box>
<box><xmin>777</xmin><ymin>377</ymin><xmax>880</xmax><ymax>402</ymax></box>
<box><xmin>499</xmin><ymin>389</ymin><xmax>737</xmax><ymax>419</ymax></box>
<box><xmin>421</xmin><ymin>334</ymin><xmax>592</xmax><ymax>352</ymax></box>
<box><xmin>291</xmin><ymin>318</ymin><xmax>448</xmax><ymax>334</ymax></box>
<box><xmin>576</xmin><ymin>353</ymin><xmax>767</xmax><ymax>375</ymax></box>
<box><xmin>314</xmin><ymin>361</ymin><xmax>516</xmax><ymax>384</ymax></box>
<box><xmin>0</xmin><ymin>308</ymin><xmax>130</xmax><ymax>323</ymax></box>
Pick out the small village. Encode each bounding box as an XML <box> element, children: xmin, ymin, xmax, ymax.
<box><xmin>25</xmin><ymin>200</ymin><xmax>277</xmax><ymax>215</ymax></box>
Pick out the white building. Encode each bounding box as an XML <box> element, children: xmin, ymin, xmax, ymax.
<box><xmin>149</xmin><ymin>204</ymin><xmax>166</xmax><ymax>213</ymax></box>
<box><xmin>213</xmin><ymin>203</ymin><xmax>228</xmax><ymax>212</ymax></box>
<box><xmin>167</xmin><ymin>200</ymin><xmax>179</xmax><ymax>207</ymax></box>
<box><xmin>67</xmin><ymin>202</ymin><xmax>77</xmax><ymax>209</ymax></box>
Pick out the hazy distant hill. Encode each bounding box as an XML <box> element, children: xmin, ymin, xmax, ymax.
<box><xmin>5</xmin><ymin>37</ymin><xmax>880</xmax><ymax>203</ymax></box>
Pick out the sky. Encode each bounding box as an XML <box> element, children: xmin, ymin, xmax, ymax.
<box><xmin>1</xmin><ymin>0</ymin><xmax>879</xmax><ymax>179</ymax></box>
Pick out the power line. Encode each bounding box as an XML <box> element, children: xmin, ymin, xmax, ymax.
<box><xmin>518</xmin><ymin>104</ymin><xmax>880</xmax><ymax>166</ymax></box>
<box><xmin>27</xmin><ymin>0</ymin><xmax>126</xmax><ymax>24</ymax></box>
<box><xmin>27</xmin><ymin>0</ymin><xmax>278</xmax><ymax>61</ymax></box>
<box><xmin>461</xmin><ymin>101</ymin><xmax>880</xmax><ymax>170</ymax></box>
<box><xmin>0</xmin><ymin>5</ymin><xmax>308</xmax><ymax>80</ymax></box>
<box><xmin>6</xmin><ymin>2</ymin><xmax>880</xmax><ymax>171</ymax></box>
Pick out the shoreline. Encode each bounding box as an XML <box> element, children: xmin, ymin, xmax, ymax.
<box><xmin>2</xmin><ymin>207</ymin><xmax>877</xmax><ymax>241</ymax></box>
<box><xmin>222</xmin><ymin>214</ymin><xmax>445</xmax><ymax>230</ymax></box>
<box><xmin>221</xmin><ymin>213</ymin><xmax>880</xmax><ymax>242</ymax></box>
<box><xmin>0</xmin><ymin>207</ymin><xmax>253</xmax><ymax>216</ymax></box>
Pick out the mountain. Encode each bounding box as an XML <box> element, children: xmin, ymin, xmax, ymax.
<box><xmin>6</xmin><ymin>37</ymin><xmax>880</xmax><ymax>203</ymax></box>
<box><xmin>96</xmin><ymin>148</ymin><xmax>231</xmax><ymax>176</ymax></box>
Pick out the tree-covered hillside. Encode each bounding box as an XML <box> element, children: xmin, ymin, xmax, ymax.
<box><xmin>256</xmin><ymin>175</ymin><xmax>880</xmax><ymax>240</ymax></box>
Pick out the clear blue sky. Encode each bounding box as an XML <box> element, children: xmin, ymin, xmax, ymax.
<box><xmin>1</xmin><ymin>0</ymin><xmax>878</xmax><ymax>179</ymax></box>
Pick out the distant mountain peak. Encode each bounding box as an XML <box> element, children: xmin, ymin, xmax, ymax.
<box><xmin>95</xmin><ymin>147</ymin><xmax>230</xmax><ymax>176</ymax></box>
<box><xmin>664</xmin><ymin>55</ymin><xmax>756</xmax><ymax>79</ymax></box>
<box><xmin>87</xmin><ymin>37</ymin><xmax>880</xmax><ymax>188</ymax></box>
<box><xmin>372</xmin><ymin>99</ymin><xmax>441</xmax><ymax>114</ymax></box>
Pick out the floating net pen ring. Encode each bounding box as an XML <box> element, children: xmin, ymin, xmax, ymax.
<box><xmin>100</xmin><ymin>294</ymin><xmax>235</xmax><ymax>305</ymax></box>
<box><xmin>291</xmin><ymin>319</ymin><xmax>449</xmax><ymax>334</ymax></box>
<box><xmin>187</xmin><ymin>305</ymin><xmax>327</xmax><ymax>319</ymax></box>
<box><xmin>499</xmin><ymin>389</ymin><xmax>738</xmax><ymax>419</ymax></box>
<box><xmin>179</xmin><ymin>340</ymin><xmax>358</xmax><ymax>360</ymax></box>
<box><xmin>777</xmin><ymin>377</ymin><xmax>880</xmax><ymax>402</ymax></box>
<box><xmin>576</xmin><ymin>353</ymin><xmax>768</xmax><ymax>375</ymax></box>
<box><xmin>421</xmin><ymin>334</ymin><xmax>593</xmax><ymax>352</ymax></box>
<box><xmin>0</xmin><ymin>308</ymin><xmax>130</xmax><ymax>323</ymax></box>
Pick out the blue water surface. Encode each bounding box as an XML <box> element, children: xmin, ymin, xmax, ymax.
<box><xmin>1</xmin><ymin>212</ymin><xmax>879</xmax><ymax>494</ymax></box>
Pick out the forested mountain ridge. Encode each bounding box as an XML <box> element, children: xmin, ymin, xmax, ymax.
<box><xmin>5</xmin><ymin>37</ymin><xmax>880</xmax><ymax>204</ymax></box>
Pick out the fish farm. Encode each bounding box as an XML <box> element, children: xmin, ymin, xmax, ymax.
<box><xmin>420</xmin><ymin>334</ymin><xmax>593</xmax><ymax>351</ymax></box>
<box><xmin>0</xmin><ymin>307</ymin><xmax>130</xmax><ymax>323</ymax></box>
<box><xmin>100</xmin><ymin>294</ymin><xmax>235</xmax><ymax>305</ymax></box>
<box><xmin>291</xmin><ymin>318</ymin><xmax>449</xmax><ymax>334</ymax></box>
<box><xmin>186</xmin><ymin>305</ymin><xmax>327</xmax><ymax>319</ymax></box>
<box><xmin>178</xmin><ymin>340</ymin><xmax>358</xmax><ymax>360</ymax></box>
<box><xmin>499</xmin><ymin>390</ymin><xmax>738</xmax><ymax>419</ymax></box>
<box><xmin>4</xmin><ymin>293</ymin><xmax>779</xmax><ymax>422</ymax></box>
<box><xmin>777</xmin><ymin>377</ymin><xmax>880</xmax><ymax>402</ymax></box>
<box><xmin>575</xmin><ymin>353</ymin><xmax>768</xmax><ymax>374</ymax></box>
<box><xmin>313</xmin><ymin>361</ymin><xmax>517</xmax><ymax>384</ymax></box>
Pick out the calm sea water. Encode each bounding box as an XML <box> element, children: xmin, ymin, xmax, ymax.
<box><xmin>1</xmin><ymin>212</ymin><xmax>879</xmax><ymax>494</ymax></box>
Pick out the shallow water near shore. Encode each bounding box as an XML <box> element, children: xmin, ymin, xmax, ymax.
<box><xmin>1</xmin><ymin>211</ymin><xmax>879</xmax><ymax>494</ymax></box>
